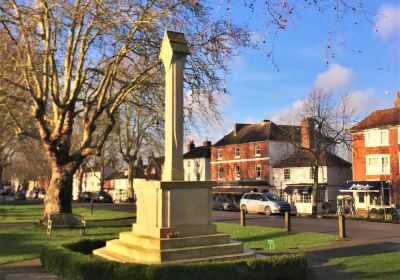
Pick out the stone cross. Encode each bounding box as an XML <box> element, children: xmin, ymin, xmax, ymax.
<box><xmin>159</xmin><ymin>31</ymin><xmax>190</xmax><ymax>181</ymax></box>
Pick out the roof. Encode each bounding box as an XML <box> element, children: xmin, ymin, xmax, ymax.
<box><xmin>273</xmin><ymin>150</ymin><xmax>351</xmax><ymax>168</ymax></box>
<box><xmin>213</xmin><ymin>121</ymin><xmax>295</xmax><ymax>146</ymax></box>
<box><xmin>350</xmin><ymin>107</ymin><xmax>399</xmax><ymax>131</ymax></box>
<box><xmin>183</xmin><ymin>146</ymin><xmax>211</xmax><ymax>159</ymax></box>
<box><xmin>105</xmin><ymin>171</ymin><xmax>127</xmax><ymax>181</ymax></box>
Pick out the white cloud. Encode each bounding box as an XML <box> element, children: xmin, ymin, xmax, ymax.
<box><xmin>374</xmin><ymin>4</ymin><xmax>400</xmax><ymax>39</ymax></box>
<box><xmin>314</xmin><ymin>64</ymin><xmax>354</xmax><ymax>92</ymax></box>
<box><xmin>347</xmin><ymin>89</ymin><xmax>386</xmax><ymax>116</ymax></box>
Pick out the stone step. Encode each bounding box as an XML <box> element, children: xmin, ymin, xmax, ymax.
<box><xmin>119</xmin><ymin>231</ymin><xmax>231</xmax><ymax>249</ymax></box>
<box><xmin>161</xmin><ymin>241</ymin><xmax>244</xmax><ymax>262</ymax></box>
<box><xmin>104</xmin><ymin>239</ymin><xmax>244</xmax><ymax>262</ymax></box>
<box><xmin>93</xmin><ymin>247</ymin><xmax>256</xmax><ymax>264</ymax></box>
<box><xmin>93</xmin><ymin>247</ymin><xmax>135</xmax><ymax>263</ymax></box>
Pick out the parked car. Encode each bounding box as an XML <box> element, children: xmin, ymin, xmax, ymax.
<box><xmin>14</xmin><ymin>191</ymin><xmax>26</xmax><ymax>200</ymax></box>
<box><xmin>240</xmin><ymin>192</ymin><xmax>291</xmax><ymax>215</ymax></box>
<box><xmin>92</xmin><ymin>191</ymin><xmax>113</xmax><ymax>203</ymax></box>
<box><xmin>212</xmin><ymin>196</ymin><xmax>238</xmax><ymax>211</ymax></box>
<box><xmin>78</xmin><ymin>191</ymin><xmax>92</xmax><ymax>202</ymax></box>
<box><xmin>29</xmin><ymin>189</ymin><xmax>40</xmax><ymax>199</ymax></box>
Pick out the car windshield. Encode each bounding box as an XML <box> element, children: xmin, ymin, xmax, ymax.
<box><xmin>265</xmin><ymin>193</ymin><xmax>284</xmax><ymax>201</ymax></box>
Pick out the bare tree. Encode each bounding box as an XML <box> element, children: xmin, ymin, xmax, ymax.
<box><xmin>116</xmin><ymin>85</ymin><xmax>164</xmax><ymax>198</ymax></box>
<box><xmin>283</xmin><ymin>89</ymin><xmax>355</xmax><ymax>215</ymax></box>
<box><xmin>0</xmin><ymin>0</ymin><xmax>249</xmax><ymax>219</ymax></box>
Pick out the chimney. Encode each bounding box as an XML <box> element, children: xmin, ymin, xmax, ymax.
<box><xmin>301</xmin><ymin>118</ymin><xmax>313</xmax><ymax>149</ymax></box>
<box><xmin>395</xmin><ymin>91</ymin><xmax>400</xmax><ymax>108</ymax></box>
<box><xmin>203</xmin><ymin>138</ymin><xmax>211</xmax><ymax>147</ymax></box>
<box><xmin>187</xmin><ymin>139</ymin><xmax>195</xmax><ymax>152</ymax></box>
<box><xmin>260</xmin><ymin>119</ymin><xmax>270</xmax><ymax>124</ymax></box>
<box><xmin>233</xmin><ymin>123</ymin><xmax>249</xmax><ymax>135</ymax></box>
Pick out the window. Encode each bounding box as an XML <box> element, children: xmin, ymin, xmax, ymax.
<box><xmin>235</xmin><ymin>165</ymin><xmax>241</xmax><ymax>179</ymax></box>
<box><xmin>365</xmin><ymin>129</ymin><xmax>389</xmax><ymax>147</ymax></box>
<box><xmin>366</xmin><ymin>154</ymin><xmax>390</xmax><ymax>175</ymax></box>
<box><xmin>284</xmin><ymin>168</ymin><xmax>291</xmax><ymax>180</ymax></box>
<box><xmin>217</xmin><ymin>166</ymin><xmax>224</xmax><ymax>180</ymax></box>
<box><xmin>235</xmin><ymin>147</ymin><xmax>240</xmax><ymax>158</ymax></box>
<box><xmin>195</xmin><ymin>160</ymin><xmax>200</xmax><ymax>168</ymax></box>
<box><xmin>317</xmin><ymin>188</ymin><xmax>325</xmax><ymax>203</ymax></box>
<box><xmin>255</xmin><ymin>164</ymin><xmax>262</xmax><ymax>179</ymax></box>
<box><xmin>187</xmin><ymin>161</ymin><xmax>190</xmax><ymax>167</ymax></box>
<box><xmin>310</xmin><ymin>168</ymin><xmax>314</xmax><ymax>180</ymax></box>
<box><xmin>358</xmin><ymin>192</ymin><xmax>365</xmax><ymax>203</ymax></box>
<box><xmin>255</xmin><ymin>144</ymin><xmax>261</xmax><ymax>156</ymax></box>
<box><xmin>296</xmin><ymin>193</ymin><xmax>311</xmax><ymax>203</ymax></box>
<box><xmin>196</xmin><ymin>172</ymin><xmax>200</xmax><ymax>181</ymax></box>
<box><xmin>217</xmin><ymin>149</ymin><xmax>222</xmax><ymax>160</ymax></box>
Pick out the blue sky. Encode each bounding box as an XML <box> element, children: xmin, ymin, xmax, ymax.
<box><xmin>191</xmin><ymin>0</ymin><xmax>400</xmax><ymax>144</ymax></box>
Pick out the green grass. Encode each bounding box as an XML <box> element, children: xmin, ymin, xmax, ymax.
<box><xmin>216</xmin><ymin>222</ymin><xmax>338</xmax><ymax>250</ymax></box>
<box><xmin>0</xmin><ymin>224</ymin><xmax>132</xmax><ymax>264</ymax></box>
<box><xmin>0</xmin><ymin>203</ymin><xmax>134</xmax><ymax>223</ymax></box>
<box><xmin>330</xmin><ymin>251</ymin><xmax>400</xmax><ymax>280</ymax></box>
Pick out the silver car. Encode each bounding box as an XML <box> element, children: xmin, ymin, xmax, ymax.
<box><xmin>240</xmin><ymin>192</ymin><xmax>291</xmax><ymax>215</ymax></box>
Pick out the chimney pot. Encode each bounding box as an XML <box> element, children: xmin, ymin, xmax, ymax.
<box><xmin>395</xmin><ymin>91</ymin><xmax>400</xmax><ymax>108</ymax></box>
<box><xmin>187</xmin><ymin>139</ymin><xmax>195</xmax><ymax>152</ymax></box>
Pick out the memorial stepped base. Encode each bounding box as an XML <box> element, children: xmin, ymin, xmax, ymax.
<box><xmin>93</xmin><ymin>231</ymin><xmax>255</xmax><ymax>264</ymax></box>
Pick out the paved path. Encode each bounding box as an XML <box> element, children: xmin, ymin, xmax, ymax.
<box><xmin>0</xmin><ymin>258</ymin><xmax>59</xmax><ymax>280</ymax></box>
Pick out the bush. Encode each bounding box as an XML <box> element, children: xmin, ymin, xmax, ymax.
<box><xmin>384</xmin><ymin>208</ymin><xmax>395</xmax><ymax>215</ymax></box>
<box><xmin>377</xmin><ymin>208</ymin><xmax>384</xmax><ymax>215</ymax></box>
<box><xmin>370</xmin><ymin>208</ymin><xmax>378</xmax><ymax>214</ymax></box>
<box><xmin>41</xmin><ymin>239</ymin><xmax>307</xmax><ymax>280</ymax></box>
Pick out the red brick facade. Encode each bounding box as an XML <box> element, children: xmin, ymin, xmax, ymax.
<box><xmin>211</xmin><ymin>141</ymin><xmax>270</xmax><ymax>182</ymax></box>
<box><xmin>352</xmin><ymin>127</ymin><xmax>400</xmax><ymax>204</ymax></box>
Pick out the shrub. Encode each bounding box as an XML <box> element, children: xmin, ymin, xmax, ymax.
<box><xmin>41</xmin><ymin>239</ymin><xmax>307</xmax><ymax>280</ymax></box>
<box><xmin>377</xmin><ymin>208</ymin><xmax>384</xmax><ymax>215</ymax></box>
<box><xmin>369</xmin><ymin>208</ymin><xmax>378</xmax><ymax>214</ymax></box>
<box><xmin>384</xmin><ymin>208</ymin><xmax>395</xmax><ymax>215</ymax></box>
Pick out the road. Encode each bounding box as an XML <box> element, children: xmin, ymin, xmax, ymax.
<box><xmin>73</xmin><ymin>201</ymin><xmax>400</xmax><ymax>243</ymax></box>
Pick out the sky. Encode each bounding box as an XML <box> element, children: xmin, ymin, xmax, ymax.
<box><xmin>188</xmin><ymin>0</ymin><xmax>400</xmax><ymax>145</ymax></box>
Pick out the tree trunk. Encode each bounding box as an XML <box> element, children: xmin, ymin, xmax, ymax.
<box><xmin>0</xmin><ymin>165</ymin><xmax>3</xmax><ymax>186</ymax></box>
<box><xmin>43</xmin><ymin>165</ymin><xmax>75</xmax><ymax>222</ymax></box>
<box><xmin>127</xmin><ymin>162</ymin><xmax>134</xmax><ymax>199</ymax></box>
<box><xmin>311</xmin><ymin>166</ymin><xmax>319</xmax><ymax>216</ymax></box>
<box><xmin>76</xmin><ymin>166</ymin><xmax>84</xmax><ymax>194</ymax></box>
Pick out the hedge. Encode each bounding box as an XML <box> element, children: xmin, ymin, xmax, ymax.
<box><xmin>40</xmin><ymin>239</ymin><xmax>307</xmax><ymax>280</ymax></box>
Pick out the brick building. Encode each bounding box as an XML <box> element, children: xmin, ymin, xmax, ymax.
<box><xmin>344</xmin><ymin>93</ymin><xmax>400</xmax><ymax>209</ymax></box>
<box><xmin>211</xmin><ymin>120</ymin><xmax>294</xmax><ymax>201</ymax></box>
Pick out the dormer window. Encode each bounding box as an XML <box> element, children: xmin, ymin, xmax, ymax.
<box><xmin>235</xmin><ymin>147</ymin><xmax>240</xmax><ymax>158</ymax></box>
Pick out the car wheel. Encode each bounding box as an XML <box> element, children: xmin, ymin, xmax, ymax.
<box><xmin>241</xmin><ymin>205</ymin><xmax>247</xmax><ymax>214</ymax></box>
<box><xmin>265</xmin><ymin>206</ymin><xmax>272</xmax><ymax>216</ymax></box>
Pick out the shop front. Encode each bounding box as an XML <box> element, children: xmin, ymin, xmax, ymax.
<box><xmin>339</xmin><ymin>181</ymin><xmax>391</xmax><ymax>213</ymax></box>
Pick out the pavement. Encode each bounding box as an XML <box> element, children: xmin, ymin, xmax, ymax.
<box><xmin>0</xmin><ymin>258</ymin><xmax>59</xmax><ymax>280</ymax></box>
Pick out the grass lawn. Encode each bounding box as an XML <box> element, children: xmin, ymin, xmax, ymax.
<box><xmin>0</xmin><ymin>224</ymin><xmax>131</xmax><ymax>264</ymax></box>
<box><xmin>330</xmin><ymin>251</ymin><xmax>400</xmax><ymax>280</ymax></box>
<box><xmin>0</xmin><ymin>203</ymin><xmax>134</xmax><ymax>223</ymax></box>
<box><xmin>216</xmin><ymin>222</ymin><xmax>338</xmax><ymax>250</ymax></box>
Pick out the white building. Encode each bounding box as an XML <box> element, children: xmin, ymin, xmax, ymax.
<box><xmin>273</xmin><ymin>150</ymin><xmax>352</xmax><ymax>214</ymax></box>
<box><xmin>72</xmin><ymin>166</ymin><xmax>115</xmax><ymax>200</ymax></box>
<box><xmin>183</xmin><ymin>140</ymin><xmax>211</xmax><ymax>181</ymax></box>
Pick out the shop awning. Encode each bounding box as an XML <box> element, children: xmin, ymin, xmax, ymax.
<box><xmin>283</xmin><ymin>185</ymin><xmax>312</xmax><ymax>194</ymax></box>
<box><xmin>340</xmin><ymin>181</ymin><xmax>388</xmax><ymax>193</ymax></box>
<box><xmin>212</xmin><ymin>187</ymin><xmax>268</xmax><ymax>195</ymax></box>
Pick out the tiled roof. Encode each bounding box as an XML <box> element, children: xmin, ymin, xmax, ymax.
<box><xmin>183</xmin><ymin>146</ymin><xmax>211</xmax><ymax>159</ymax></box>
<box><xmin>213</xmin><ymin>121</ymin><xmax>296</xmax><ymax>146</ymax></box>
<box><xmin>350</xmin><ymin>107</ymin><xmax>399</xmax><ymax>131</ymax></box>
<box><xmin>273</xmin><ymin>150</ymin><xmax>351</xmax><ymax>168</ymax></box>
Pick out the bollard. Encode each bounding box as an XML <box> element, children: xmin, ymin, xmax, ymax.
<box><xmin>240</xmin><ymin>208</ymin><xmax>246</xmax><ymax>227</ymax></box>
<box><xmin>285</xmin><ymin>211</ymin><xmax>291</xmax><ymax>231</ymax></box>
<box><xmin>338</xmin><ymin>213</ymin><xmax>346</xmax><ymax>239</ymax></box>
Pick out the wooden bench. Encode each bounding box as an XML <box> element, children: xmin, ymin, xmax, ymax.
<box><xmin>47</xmin><ymin>213</ymin><xmax>86</xmax><ymax>237</ymax></box>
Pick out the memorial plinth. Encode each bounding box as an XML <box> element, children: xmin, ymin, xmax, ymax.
<box><xmin>93</xmin><ymin>31</ymin><xmax>254</xmax><ymax>264</ymax></box>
